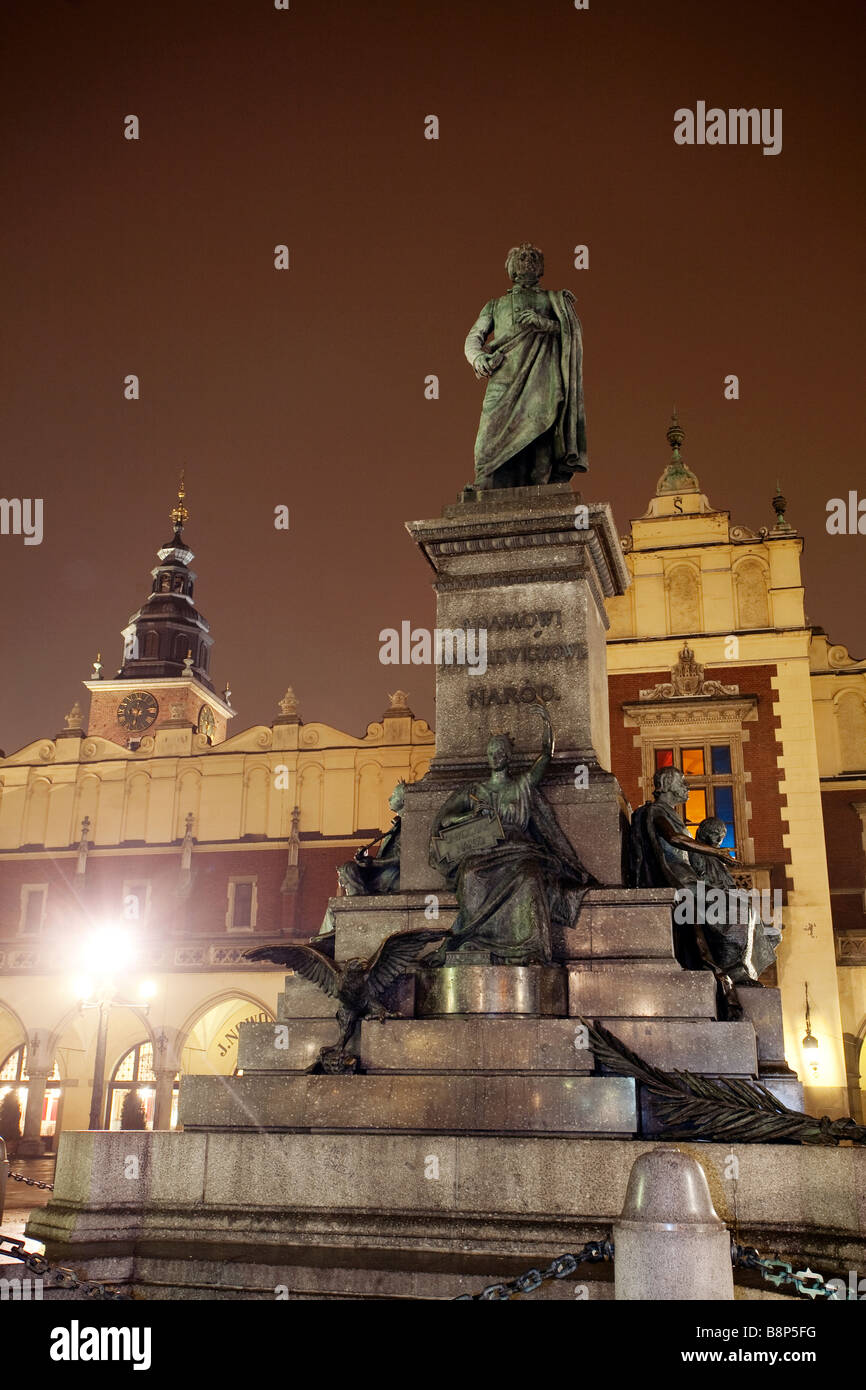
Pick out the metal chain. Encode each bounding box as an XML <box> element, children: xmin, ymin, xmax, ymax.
<box><xmin>456</xmin><ymin>1238</ymin><xmax>845</xmax><ymax>1301</ymax></box>
<box><xmin>0</xmin><ymin>1235</ymin><xmax>130</xmax><ymax>1300</ymax></box>
<box><xmin>731</xmin><ymin>1241</ymin><xmax>844</xmax><ymax>1300</ymax></box>
<box><xmin>8</xmin><ymin>1170</ymin><xmax>54</xmax><ymax>1190</ymax></box>
<box><xmin>453</xmin><ymin>1240</ymin><xmax>614</xmax><ymax>1300</ymax></box>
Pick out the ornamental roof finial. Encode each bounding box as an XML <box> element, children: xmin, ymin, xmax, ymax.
<box><xmin>656</xmin><ymin>407</ymin><xmax>700</xmax><ymax>496</ymax></box>
<box><xmin>772</xmin><ymin>479</ymin><xmax>792</xmax><ymax>531</ymax></box>
<box><xmin>170</xmin><ymin>470</ymin><xmax>189</xmax><ymax>533</ymax></box>
<box><xmin>666</xmin><ymin>406</ymin><xmax>685</xmax><ymax>459</ymax></box>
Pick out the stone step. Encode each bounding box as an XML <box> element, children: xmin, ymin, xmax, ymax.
<box><xmin>240</xmin><ymin>1011</ymin><xmax>757</xmax><ymax>1083</ymax></box>
<box><xmin>567</xmin><ymin>966</ymin><xmax>718</xmax><ymax>1019</ymax></box>
<box><xmin>736</xmin><ymin>988</ymin><xmax>788</xmax><ymax>1067</ymax></box>
<box><xmin>328</xmin><ymin>892</ymin><xmax>457</xmax><ymax>963</ymax></box>
<box><xmin>558</xmin><ymin>890</ymin><xmax>677</xmax><ymax>962</ymax></box>
<box><xmin>179</xmin><ymin>1073</ymin><xmax>637</xmax><ymax>1136</ymax></box>
<box><xmin>359</xmin><ymin>1018</ymin><xmax>594</xmax><ymax>1074</ymax></box>
<box><xmin>593</xmin><ymin>1019</ymin><xmax>757</xmax><ymax>1075</ymax></box>
<box><xmin>239</xmin><ymin>1020</ymin><xmax>338</xmax><ymax>1071</ymax></box>
<box><xmin>325</xmin><ymin>888</ymin><xmax>678</xmax><ymax>968</ymax></box>
<box><xmin>277</xmin><ymin>976</ymin><xmax>340</xmax><ymax>1020</ymax></box>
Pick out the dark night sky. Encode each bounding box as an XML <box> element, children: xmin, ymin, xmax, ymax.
<box><xmin>2</xmin><ymin>0</ymin><xmax>864</xmax><ymax>756</ymax></box>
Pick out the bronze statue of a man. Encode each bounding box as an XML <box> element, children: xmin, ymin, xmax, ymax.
<box><xmin>464</xmin><ymin>243</ymin><xmax>587</xmax><ymax>490</ymax></box>
<box><xmin>628</xmin><ymin>767</ymin><xmax>778</xmax><ymax>1018</ymax></box>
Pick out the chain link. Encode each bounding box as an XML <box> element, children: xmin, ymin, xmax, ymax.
<box><xmin>453</xmin><ymin>1240</ymin><xmax>613</xmax><ymax>1300</ymax></box>
<box><xmin>731</xmin><ymin>1241</ymin><xmax>844</xmax><ymax>1300</ymax></box>
<box><xmin>8</xmin><ymin>1170</ymin><xmax>55</xmax><ymax>1190</ymax></box>
<box><xmin>456</xmin><ymin>1239</ymin><xmax>846</xmax><ymax>1301</ymax></box>
<box><xmin>0</xmin><ymin>1235</ymin><xmax>130</xmax><ymax>1300</ymax></box>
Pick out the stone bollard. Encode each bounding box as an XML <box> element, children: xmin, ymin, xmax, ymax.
<box><xmin>614</xmin><ymin>1147</ymin><xmax>734</xmax><ymax>1300</ymax></box>
<box><xmin>0</xmin><ymin>1137</ymin><xmax>9</xmax><ymax>1225</ymax></box>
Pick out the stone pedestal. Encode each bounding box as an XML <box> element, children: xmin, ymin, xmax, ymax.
<box><xmin>26</xmin><ymin>1132</ymin><xmax>866</xmax><ymax>1299</ymax></box>
<box><xmin>273</xmin><ymin>886</ymin><xmax>794</xmax><ymax>1091</ymax></box>
<box><xmin>400</xmin><ymin>484</ymin><xmax>631</xmax><ymax>889</ymax></box>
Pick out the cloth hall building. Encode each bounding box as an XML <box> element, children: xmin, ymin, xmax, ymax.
<box><xmin>1</xmin><ymin>427</ymin><xmax>865</xmax><ymax>1150</ymax></box>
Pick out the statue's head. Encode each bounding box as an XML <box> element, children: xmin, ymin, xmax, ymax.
<box><xmin>505</xmin><ymin>242</ymin><xmax>544</xmax><ymax>286</ymax></box>
<box><xmin>336</xmin><ymin>863</ymin><xmax>353</xmax><ymax>891</ymax></box>
<box><xmin>695</xmin><ymin>816</ymin><xmax>726</xmax><ymax>847</ymax></box>
<box><xmin>388</xmin><ymin>780</ymin><xmax>407</xmax><ymax>813</ymax></box>
<box><xmin>486</xmin><ymin>732</ymin><xmax>513</xmax><ymax>771</ymax></box>
<box><xmin>652</xmin><ymin>765</ymin><xmax>689</xmax><ymax>804</ymax></box>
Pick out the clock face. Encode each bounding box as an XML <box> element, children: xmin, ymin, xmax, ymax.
<box><xmin>117</xmin><ymin>690</ymin><xmax>159</xmax><ymax>732</ymax></box>
<box><xmin>198</xmin><ymin>704</ymin><xmax>216</xmax><ymax>741</ymax></box>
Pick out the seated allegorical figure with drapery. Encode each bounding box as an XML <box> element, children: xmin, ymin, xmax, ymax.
<box><xmin>426</xmin><ymin>701</ymin><xmax>597</xmax><ymax>967</ymax></box>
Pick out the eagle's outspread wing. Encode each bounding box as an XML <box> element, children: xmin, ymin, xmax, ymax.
<box><xmin>244</xmin><ymin>944</ymin><xmax>340</xmax><ymax>998</ymax></box>
<box><xmin>365</xmin><ymin>929</ymin><xmax>446</xmax><ymax>1001</ymax></box>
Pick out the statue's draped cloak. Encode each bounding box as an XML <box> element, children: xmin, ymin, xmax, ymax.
<box><xmin>629</xmin><ymin>802</ymin><xmax>780</xmax><ymax>980</ymax></box>
<box><xmin>629</xmin><ymin>800</ymin><xmax>696</xmax><ymax>890</ymax></box>
<box><xmin>465</xmin><ymin>288</ymin><xmax>587</xmax><ymax>484</ymax></box>
<box><xmin>629</xmin><ymin>800</ymin><xmax>704</xmax><ymax>970</ymax></box>
<box><xmin>688</xmin><ymin>841</ymin><xmax>781</xmax><ymax>980</ymax></box>
<box><xmin>341</xmin><ymin>818</ymin><xmax>401</xmax><ymax>896</ymax></box>
<box><xmin>431</xmin><ymin>772</ymin><xmax>594</xmax><ymax>965</ymax></box>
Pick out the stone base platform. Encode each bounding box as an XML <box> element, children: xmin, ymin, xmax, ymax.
<box><xmin>271</xmin><ymin>884</ymin><xmax>803</xmax><ymax>1108</ymax></box>
<box><xmin>26</xmin><ymin>1131</ymin><xmax>866</xmax><ymax>1300</ymax></box>
<box><xmin>238</xmin><ymin>1015</ymin><xmax>758</xmax><ymax>1080</ymax></box>
<box><xmin>179</xmin><ymin>1072</ymin><xmax>637</xmax><ymax>1136</ymax></box>
<box><xmin>319</xmin><ymin>887</ymin><xmax>681</xmax><ymax>968</ymax></box>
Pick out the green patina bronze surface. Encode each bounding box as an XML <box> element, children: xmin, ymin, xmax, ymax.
<box><xmin>427</xmin><ymin>700</ymin><xmax>596</xmax><ymax>966</ymax></box>
<box><xmin>464</xmin><ymin>243</ymin><xmax>587</xmax><ymax>490</ymax></box>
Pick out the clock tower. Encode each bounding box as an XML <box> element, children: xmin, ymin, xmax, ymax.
<box><xmin>83</xmin><ymin>477</ymin><xmax>234</xmax><ymax>747</ymax></box>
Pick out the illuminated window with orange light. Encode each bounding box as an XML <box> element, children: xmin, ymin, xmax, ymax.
<box><xmin>653</xmin><ymin>742</ymin><xmax>737</xmax><ymax>850</ymax></box>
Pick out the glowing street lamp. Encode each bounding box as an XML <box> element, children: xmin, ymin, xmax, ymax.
<box><xmin>802</xmin><ymin>982</ymin><xmax>820</xmax><ymax>1080</ymax></box>
<box><xmin>74</xmin><ymin>924</ymin><xmax>155</xmax><ymax>1130</ymax></box>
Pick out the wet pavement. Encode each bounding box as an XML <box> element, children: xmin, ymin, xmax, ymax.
<box><xmin>1</xmin><ymin>1155</ymin><xmax>55</xmax><ymax>1272</ymax></box>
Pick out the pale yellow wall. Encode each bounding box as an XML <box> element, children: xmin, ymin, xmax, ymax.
<box><xmin>0</xmin><ymin>712</ymin><xmax>434</xmax><ymax>852</ymax></box>
<box><xmin>810</xmin><ymin>633</ymin><xmax>866</xmax><ymax>778</ymax></box>
<box><xmin>609</xmin><ymin>487</ymin><xmax>851</xmax><ymax>1114</ymax></box>
<box><xmin>0</xmin><ymin>703</ymin><xmax>434</xmax><ymax>1140</ymax></box>
<box><xmin>771</xmin><ymin>658</ymin><xmax>847</xmax><ymax>1113</ymax></box>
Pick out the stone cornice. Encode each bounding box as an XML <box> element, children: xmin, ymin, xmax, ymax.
<box><xmin>407</xmin><ymin>491</ymin><xmax>630</xmax><ymax>599</ymax></box>
<box><xmin>622</xmin><ymin>696</ymin><xmax>759</xmax><ymax>730</ymax></box>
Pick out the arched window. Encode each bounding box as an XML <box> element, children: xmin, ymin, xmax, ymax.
<box><xmin>106</xmin><ymin>1041</ymin><xmax>179</xmax><ymax>1131</ymax></box>
<box><xmin>144</xmin><ymin>630</ymin><xmax>159</xmax><ymax>658</ymax></box>
<box><xmin>0</xmin><ymin>1046</ymin><xmax>62</xmax><ymax>1139</ymax></box>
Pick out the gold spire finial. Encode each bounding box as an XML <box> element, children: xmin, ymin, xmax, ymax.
<box><xmin>170</xmin><ymin>470</ymin><xmax>189</xmax><ymax>532</ymax></box>
<box><xmin>666</xmin><ymin>407</ymin><xmax>685</xmax><ymax>458</ymax></box>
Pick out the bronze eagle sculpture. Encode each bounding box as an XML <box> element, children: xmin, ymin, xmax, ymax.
<box><xmin>244</xmin><ymin>929</ymin><xmax>445</xmax><ymax>1071</ymax></box>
